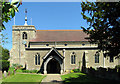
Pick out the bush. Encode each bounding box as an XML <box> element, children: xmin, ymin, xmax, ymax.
<box><xmin>72</xmin><ymin>69</ymin><xmax>80</xmax><ymax>72</ymax></box>
<box><xmin>115</xmin><ymin>65</ymin><xmax>120</xmax><ymax>69</ymax></box>
<box><xmin>0</xmin><ymin>60</ymin><xmax>10</xmax><ymax>72</ymax></box>
<box><xmin>12</xmin><ymin>63</ymin><xmax>23</xmax><ymax>69</ymax></box>
<box><xmin>22</xmin><ymin>70</ymin><xmax>38</xmax><ymax>73</ymax></box>
<box><xmin>70</xmin><ymin>70</ymin><xmax>74</xmax><ymax>73</ymax></box>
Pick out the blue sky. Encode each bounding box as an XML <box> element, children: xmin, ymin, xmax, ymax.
<box><xmin>3</xmin><ymin>2</ymin><xmax>91</xmax><ymax>50</ymax></box>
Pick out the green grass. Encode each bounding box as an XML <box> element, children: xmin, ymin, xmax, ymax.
<box><xmin>2</xmin><ymin>74</ymin><xmax>46</xmax><ymax>84</ymax></box>
<box><xmin>61</xmin><ymin>72</ymin><xmax>119</xmax><ymax>84</ymax></box>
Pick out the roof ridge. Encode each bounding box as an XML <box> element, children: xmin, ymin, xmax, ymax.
<box><xmin>36</xmin><ymin>30</ymin><xmax>83</xmax><ymax>31</ymax></box>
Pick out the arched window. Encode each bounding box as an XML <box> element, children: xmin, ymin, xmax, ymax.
<box><xmin>95</xmin><ymin>52</ymin><xmax>99</xmax><ymax>63</ymax></box>
<box><xmin>35</xmin><ymin>53</ymin><xmax>40</xmax><ymax>65</ymax></box>
<box><xmin>71</xmin><ymin>52</ymin><xmax>76</xmax><ymax>64</ymax></box>
<box><xmin>23</xmin><ymin>32</ymin><xmax>27</xmax><ymax>39</ymax></box>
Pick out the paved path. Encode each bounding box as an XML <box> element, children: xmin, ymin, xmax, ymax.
<box><xmin>41</xmin><ymin>74</ymin><xmax>63</xmax><ymax>84</ymax></box>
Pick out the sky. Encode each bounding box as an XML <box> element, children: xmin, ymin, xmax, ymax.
<box><xmin>2</xmin><ymin>1</ymin><xmax>93</xmax><ymax>51</ymax></box>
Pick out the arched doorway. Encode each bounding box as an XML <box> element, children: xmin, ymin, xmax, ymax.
<box><xmin>47</xmin><ymin>58</ymin><xmax>61</xmax><ymax>74</ymax></box>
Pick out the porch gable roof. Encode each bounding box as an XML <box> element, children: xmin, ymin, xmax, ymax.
<box><xmin>43</xmin><ymin>47</ymin><xmax>64</xmax><ymax>59</ymax></box>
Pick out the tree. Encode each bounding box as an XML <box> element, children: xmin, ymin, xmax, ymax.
<box><xmin>0</xmin><ymin>0</ymin><xmax>22</xmax><ymax>45</ymax></box>
<box><xmin>81</xmin><ymin>1</ymin><xmax>120</xmax><ymax>57</ymax></box>
<box><xmin>0</xmin><ymin>45</ymin><xmax>10</xmax><ymax>72</ymax></box>
<box><xmin>0</xmin><ymin>0</ymin><xmax>22</xmax><ymax>31</ymax></box>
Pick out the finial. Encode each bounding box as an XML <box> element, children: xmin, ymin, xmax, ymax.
<box><xmin>24</xmin><ymin>8</ymin><xmax>28</xmax><ymax>25</ymax></box>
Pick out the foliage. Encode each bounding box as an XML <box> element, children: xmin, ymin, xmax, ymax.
<box><xmin>1</xmin><ymin>0</ymin><xmax>22</xmax><ymax>31</ymax></box>
<box><xmin>0</xmin><ymin>60</ymin><xmax>10</xmax><ymax>72</ymax></box>
<box><xmin>11</xmin><ymin>63</ymin><xmax>23</xmax><ymax>69</ymax></box>
<box><xmin>0</xmin><ymin>45</ymin><xmax>9</xmax><ymax>60</ymax></box>
<box><xmin>22</xmin><ymin>70</ymin><xmax>38</xmax><ymax>73</ymax></box>
<box><xmin>2</xmin><ymin>47</ymin><xmax>9</xmax><ymax>60</ymax></box>
<box><xmin>70</xmin><ymin>70</ymin><xmax>74</xmax><ymax>73</ymax></box>
<box><xmin>81</xmin><ymin>1</ymin><xmax>120</xmax><ymax>57</ymax></box>
<box><xmin>0</xmin><ymin>46</ymin><xmax>10</xmax><ymax>72</ymax></box>
<box><xmin>73</xmin><ymin>69</ymin><xmax>81</xmax><ymax>72</ymax></box>
<box><xmin>115</xmin><ymin>65</ymin><xmax>120</xmax><ymax>69</ymax></box>
<box><xmin>0</xmin><ymin>33</ymin><xmax>8</xmax><ymax>45</ymax></box>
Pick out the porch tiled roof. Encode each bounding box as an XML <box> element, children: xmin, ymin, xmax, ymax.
<box><xmin>30</xmin><ymin>30</ymin><xmax>89</xmax><ymax>42</ymax></box>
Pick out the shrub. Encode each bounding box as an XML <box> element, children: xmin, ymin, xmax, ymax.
<box><xmin>22</xmin><ymin>70</ymin><xmax>38</xmax><ymax>73</ymax></box>
<box><xmin>12</xmin><ymin>63</ymin><xmax>23</xmax><ymax>69</ymax></box>
<box><xmin>115</xmin><ymin>65</ymin><xmax>120</xmax><ymax>69</ymax></box>
<box><xmin>70</xmin><ymin>70</ymin><xmax>74</xmax><ymax>73</ymax></box>
<box><xmin>72</xmin><ymin>69</ymin><xmax>80</xmax><ymax>72</ymax></box>
<box><xmin>0</xmin><ymin>60</ymin><xmax>10</xmax><ymax>72</ymax></box>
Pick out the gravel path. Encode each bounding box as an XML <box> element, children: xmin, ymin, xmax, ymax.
<box><xmin>41</xmin><ymin>74</ymin><xmax>63</xmax><ymax>84</ymax></box>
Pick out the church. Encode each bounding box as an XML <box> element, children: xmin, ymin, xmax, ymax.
<box><xmin>10</xmin><ymin>11</ymin><xmax>119</xmax><ymax>74</ymax></box>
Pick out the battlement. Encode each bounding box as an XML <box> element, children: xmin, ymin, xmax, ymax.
<box><xmin>12</xmin><ymin>25</ymin><xmax>36</xmax><ymax>31</ymax></box>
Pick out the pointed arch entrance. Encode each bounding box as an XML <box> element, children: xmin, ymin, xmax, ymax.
<box><xmin>47</xmin><ymin>58</ymin><xmax>61</xmax><ymax>73</ymax></box>
<box><xmin>43</xmin><ymin>47</ymin><xmax>64</xmax><ymax>74</ymax></box>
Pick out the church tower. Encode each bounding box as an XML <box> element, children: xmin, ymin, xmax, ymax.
<box><xmin>10</xmin><ymin>9</ymin><xmax>36</xmax><ymax>67</ymax></box>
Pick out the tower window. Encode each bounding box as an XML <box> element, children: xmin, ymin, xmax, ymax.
<box><xmin>71</xmin><ymin>52</ymin><xmax>76</xmax><ymax>64</ymax></box>
<box><xmin>95</xmin><ymin>52</ymin><xmax>99</xmax><ymax>63</ymax></box>
<box><xmin>23</xmin><ymin>32</ymin><xmax>27</xmax><ymax>39</ymax></box>
<box><xmin>35</xmin><ymin>53</ymin><xmax>40</xmax><ymax>65</ymax></box>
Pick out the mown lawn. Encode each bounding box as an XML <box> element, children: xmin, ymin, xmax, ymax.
<box><xmin>61</xmin><ymin>73</ymin><xmax>119</xmax><ymax>84</ymax></box>
<box><xmin>2</xmin><ymin>74</ymin><xmax>46</xmax><ymax>84</ymax></box>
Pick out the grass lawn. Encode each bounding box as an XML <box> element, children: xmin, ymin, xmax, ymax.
<box><xmin>61</xmin><ymin>72</ymin><xmax>119</xmax><ymax>84</ymax></box>
<box><xmin>2</xmin><ymin>74</ymin><xmax>46</xmax><ymax>84</ymax></box>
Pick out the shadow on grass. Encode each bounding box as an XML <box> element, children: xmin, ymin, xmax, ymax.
<box><xmin>1</xmin><ymin>82</ymin><xmax>41</xmax><ymax>84</ymax></box>
<box><xmin>62</xmin><ymin>74</ymin><xmax>119</xmax><ymax>84</ymax></box>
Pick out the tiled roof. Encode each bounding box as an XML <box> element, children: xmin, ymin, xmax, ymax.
<box><xmin>30</xmin><ymin>30</ymin><xmax>89</xmax><ymax>42</ymax></box>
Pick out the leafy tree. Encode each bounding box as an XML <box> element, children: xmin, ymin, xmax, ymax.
<box><xmin>2</xmin><ymin>47</ymin><xmax>9</xmax><ymax>60</ymax></box>
<box><xmin>81</xmin><ymin>1</ymin><xmax>120</xmax><ymax>57</ymax></box>
<box><xmin>0</xmin><ymin>0</ymin><xmax>22</xmax><ymax>31</ymax></box>
<box><xmin>0</xmin><ymin>0</ymin><xmax>22</xmax><ymax>45</ymax></box>
<box><xmin>0</xmin><ymin>45</ymin><xmax>10</xmax><ymax>71</ymax></box>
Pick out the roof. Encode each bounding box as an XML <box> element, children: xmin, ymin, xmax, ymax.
<box><xmin>43</xmin><ymin>47</ymin><xmax>64</xmax><ymax>59</ymax></box>
<box><xmin>30</xmin><ymin>30</ymin><xmax>89</xmax><ymax>42</ymax></box>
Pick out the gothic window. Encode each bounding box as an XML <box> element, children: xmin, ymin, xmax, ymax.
<box><xmin>71</xmin><ymin>52</ymin><xmax>76</xmax><ymax>64</ymax></box>
<box><xmin>35</xmin><ymin>55</ymin><xmax>37</xmax><ymax>65</ymax></box>
<box><xmin>23</xmin><ymin>32</ymin><xmax>27</xmax><ymax>39</ymax></box>
<box><xmin>95</xmin><ymin>52</ymin><xmax>99</xmax><ymax>63</ymax></box>
<box><xmin>35</xmin><ymin>53</ymin><xmax>40</xmax><ymax>65</ymax></box>
<box><xmin>38</xmin><ymin>55</ymin><xmax>40</xmax><ymax>65</ymax></box>
<box><xmin>110</xmin><ymin>56</ymin><xmax>114</xmax><ymax>62</ymax></box>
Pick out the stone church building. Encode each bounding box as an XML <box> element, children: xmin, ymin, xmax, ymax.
<box><xmin>10</xmin><ymin>25</ymin><xmax>119</xmax><ymax>74</ymax></box>
<box><xmin>10</xmin><ymin>11</ymin><xmax>119</xmax><ymax>74</ymax></box>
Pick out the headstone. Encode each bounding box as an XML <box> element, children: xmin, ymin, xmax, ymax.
<box><xmin>4</xmin><ymin>71</ymin><xmax>7</xmax><ymax>78</ymax></box>
<box><xmin>0</xmin><ymin>70</ymin><xmax>2</xmax><ymax>79</ymax></box>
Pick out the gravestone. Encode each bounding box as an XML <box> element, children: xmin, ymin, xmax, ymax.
<box><xmin>4</xmin><ymin>71</ymin><xmax>7</xmax><ymax>77</ymax></box>
<box><xmin>0</xmin><ymin>70</ymin><xmax>2</xmax><ymax>79</ymax></box>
